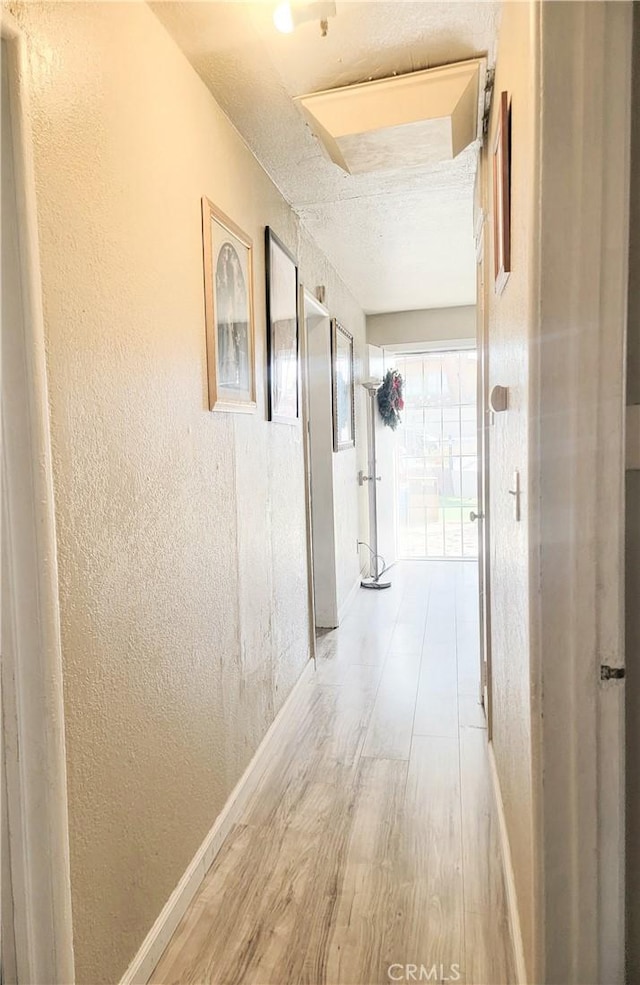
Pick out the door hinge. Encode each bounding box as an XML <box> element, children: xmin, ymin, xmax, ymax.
<box><xmin>600</xmin><ymin>665</ymin><xmax>625</xmax><ymax>681</ymax></box>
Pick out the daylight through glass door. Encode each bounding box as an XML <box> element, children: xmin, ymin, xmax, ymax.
<box><xmin>395</xmin><ymin>348</ymin><xmax>478</xmax><ymax>560</ymax></box>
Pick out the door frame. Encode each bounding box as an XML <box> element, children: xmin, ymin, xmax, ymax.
<box><xmin>300</xmin><ymin>288</ymin><xmax>336</xmax><ymax>637</ymax></box>
<box><xmin>530</xmin><ymin>4</ymin><xmax>631</xmax><ymax>982</ymax></box>
<box><xmin>299</xmin><ymin>285</ymin><xmax>326</xmax><ymax>663</ymax></box>
<box><xmin>1</xmin><ymin>11</ymin><xmax>75</xmax><ymax>983</ymax></box>
<box><xmin>474</xmin><ymin>162</ymin><xmax>492</xmax><ymax>736</ymax></box>
<box><xmin>300</xmin><ymin>289</ymin><xmax>339</xmax><ymax>629</ymax></box>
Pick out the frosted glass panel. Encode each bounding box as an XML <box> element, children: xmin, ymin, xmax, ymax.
<box><xmin>395</xmin><ymin>349</ymin><xmax>478</xmax><ymax>560</ymax></box>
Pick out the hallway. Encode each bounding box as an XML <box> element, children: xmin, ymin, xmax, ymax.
<box><xmin>152</xmin><ymin>562</ymin><xmax>515</xmax><ymax>985</ymax></box>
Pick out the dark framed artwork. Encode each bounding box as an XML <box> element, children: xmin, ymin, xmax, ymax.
<box><xmin>331</xmin><ymin>319</ymin><xmax>355</xmax><ymax>451</ymax></box>
<box><xmin>493</xmin><ymin>90</ymin><xmax>511</xmax><ymax>295</ymax></box>
<box><xmin>265</xmin><ymin>227</ymin><xmax>299</xmax><ymax>424</ymax></box>
<box><xmin>201</xmin><ymin>197</ymin><xmax>256</xmax><ymax>412</ymax></box>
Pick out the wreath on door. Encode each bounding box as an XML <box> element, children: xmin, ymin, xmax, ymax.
<box><xmin>377</xmin><ymin>369</ymin><xmax>404</xmax><ymax>430</ymax></box>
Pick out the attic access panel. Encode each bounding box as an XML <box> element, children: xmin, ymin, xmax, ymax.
<box><xmin>294</xmin><ymin>58</ymin><xmax>485</xmax><ymax>175</ymax></box>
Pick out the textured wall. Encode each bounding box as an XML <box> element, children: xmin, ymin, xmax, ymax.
<box><xmin>484</xmin><ymin>1</ymin><xmax>537</xmax><ymax>978</ymax></box>
<box><xmin>8</xmin><ymin>3</ymin><xmax>366</xmax><ymax>981</ymax></box>
<box><xmin>366</xmin><ymin>305</ymin><xmax>476</xmax><ymax>348</ymax></box>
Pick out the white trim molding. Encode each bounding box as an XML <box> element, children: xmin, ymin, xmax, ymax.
<box><xmin>530</xmin><ymin>3</ymin><xmax>632</xmax><ymax>983</ymax></box>
<box><xmin>120</xmin><ymin>659</ymin><xmax>315</xmax><ymax>985</ymax></box>
<box><xmin>1</xmin><ymin>9</ymin><xmax>75</xmax><ymax>983</ymax></box>
<box><xmin>382</xmin><ymin>337</ymin><xmax>476</xmax><ymax>355</ymax></box>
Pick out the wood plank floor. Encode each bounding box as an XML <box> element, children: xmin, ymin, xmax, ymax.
<box><xmin>151</xmin><ymin>561</ymin><xmax>516</xmax><ymax>985</ymax></box>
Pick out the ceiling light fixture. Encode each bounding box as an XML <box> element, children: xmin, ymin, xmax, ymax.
<box><xmin>273</xmin><ymin>2</ymin><xmax>336</xmax><ymax>37</ymax></box>
<box><xmin>273</xmin><ymin>2</ymin><xmax>294</xmax><ymax>33</ymax></box>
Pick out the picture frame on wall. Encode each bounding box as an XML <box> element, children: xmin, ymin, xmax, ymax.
<box><xmin>265</xmin><ymin>227</ymin><xmax>299</xmax><ymax>424</ymax></box>
<box><xmin>201</xmin><ymin>197</ymin><xmax>257</xmax><ymax>412</ymax></box>
<box><xmin>331</xmin><ymin>319</ymin><xmax>355</xmax><ymax>452</ymax></box>
<box><xmin>493</xmin><ymin>90</ymin><xmax>511</xmax><ymax>295</ymax></box>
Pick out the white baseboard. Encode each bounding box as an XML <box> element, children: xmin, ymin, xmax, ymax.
<box><xmin>119</xmin><ymin>658</ymin><xmax>315</xmax><ymax>985</ymax></box>
<box><xmin>338</xmin><ymin>569</ymin><xmax>365</xmax><ymax>624</ymax></box>
<box><xmin>488</xmin><ymin>743</ymin><xmax>528</xmax><ymax>985</ymax></box>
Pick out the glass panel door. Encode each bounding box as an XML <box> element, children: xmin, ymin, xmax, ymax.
<box><xmin>395</xmin><ymin>348</ymin><xmax>478</xmax><ymax>560</ymax></box>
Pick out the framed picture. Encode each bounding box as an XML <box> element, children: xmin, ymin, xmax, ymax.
<box><xmin>331</xmin><ymin>319</ymin><xmax>355</xmax><ymax>451</ymax></box>
<box><xmin>493</xmin><ymin>90</ymin><xmax>511</xmax><ymax>295</ymax></box>
<box><xmin>265</xmin><ymin>227</ymin><xmax>299</xmax><ymax>424</ymax></box>
<box><xmin>201</xmin><ymin>197</ymin><xmax>256</xmax><ymax>413</ymax></box>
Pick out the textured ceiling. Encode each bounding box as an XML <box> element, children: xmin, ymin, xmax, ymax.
<box><xmin>151</xmin><ymin>1</ymin><xmax>502</xmax><ymax>313</ymax></box>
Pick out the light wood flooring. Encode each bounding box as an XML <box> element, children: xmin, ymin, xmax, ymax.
<box><xmin>151</xmin><ymin>561</ymin><xmax>515</xmax><ymax>985</ymax></box>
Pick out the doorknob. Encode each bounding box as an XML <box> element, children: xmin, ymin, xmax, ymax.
<box><xmin>470</xmin><ymin>511</ymin><xmax>484</xmax><ymax>522</ymax></box>
<box><xmin>358</xmin><ymin>470</ymin><xmax>382</xmax><ymax>486</ymax></box>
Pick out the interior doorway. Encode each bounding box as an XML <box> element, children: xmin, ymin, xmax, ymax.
<box><xmin>300</xmin><ymin>290</ymin><xmax>339</xmax><ymax>630</ymax></box>
<box><xmin>393</xmin><ymin>346</ymin><xmax>479</xmax><ymax>561</ymax></box>
<box><xmin>1</xmin><ymin>21</ymin><xmax>74</xmax><ymax>982</ymax></box>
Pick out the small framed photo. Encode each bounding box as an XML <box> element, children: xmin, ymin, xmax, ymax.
<box><xmin>265</xmin><ymin>227</ymin><xmax>299</xmax><ymax>424</ymax></box>
<box><xmin>331</xmin><ymin>319</ymin><xmax>355</xmax><ymax>451</ymax></box>
<box><xmin>493</xmin><ymin>90</ymin><xmax>511</xmax><ymax>295</ymax></box>
<box><xmin>201</xmin><ymin>197</ymin><xmax>256</xmax><ymax>412</ymax></box>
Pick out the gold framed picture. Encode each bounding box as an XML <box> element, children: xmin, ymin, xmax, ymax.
<box><xmin>331</xmin><ymin>319</ymin><xmax>355</xmax><ymax>451</ymax></box>
<box><xmin>201</xmin><ymin>197</ymin><xmax>256</xmax><ymax>412</ymax></box>
<box><xmin>493</xmin><ymin>91</ymin><xmax>511</xmax><ymax>295</ymax></box>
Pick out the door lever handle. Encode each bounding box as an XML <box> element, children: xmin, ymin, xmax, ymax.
<box><xmin>470</xmin><ymin>511</ymin><xmax>484</xmax><ymax>522</ymax></box>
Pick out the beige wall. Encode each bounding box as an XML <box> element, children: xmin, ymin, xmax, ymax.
<box><xmin>484</xmin><ymin>1</ymin><xmax>537</xmax><ymax>979</ymax></box>
<box><xmin>8</xmin><ymin>2</ymin><xmax>366</xmax><ymax>981</ymax></box>
<box><xmin>366</xmin><ymin>305</ymin><xmax>475</xmax><ymax>348</ymax></box>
